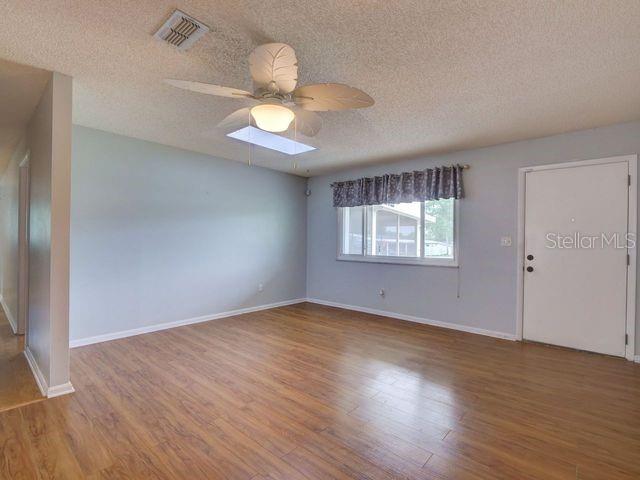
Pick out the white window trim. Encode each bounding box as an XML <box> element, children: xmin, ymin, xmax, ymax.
<box><xmin>336</xmin><ymin>200</ymin><xmax>459</xmax><ymax>267</ymax></box>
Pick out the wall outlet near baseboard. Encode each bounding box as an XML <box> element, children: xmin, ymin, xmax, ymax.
<box><xmin>258</xmin><ymin>283</ymin><xmax>264</xmax><ymax>292</ymax></box>
<box><xmin>500</xmin><ymin>236</ymin><xmax>512</xmax><ymax>247</ymax></box>
<box><xmin>378</xmin><ymin>288</ymin><xmax>385</xmax><ymax>298</ymax></box>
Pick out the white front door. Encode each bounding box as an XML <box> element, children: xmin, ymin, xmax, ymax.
<box><xmin>522</xmin><ymin>159</ymin><xmax>630</xmax><ymax>356</ymax></box>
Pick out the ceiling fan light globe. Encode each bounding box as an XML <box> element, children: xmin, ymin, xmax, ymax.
<box><xmin>250</xmin><ymin>104</ymin><xmax>295</xmax><ymax>133</ymax></box>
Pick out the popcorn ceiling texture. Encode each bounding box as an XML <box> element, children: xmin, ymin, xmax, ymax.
<box><xmin>0</xmin><ymin>1</ymin><xmax>639</xmax><ymax>176</ymax></box>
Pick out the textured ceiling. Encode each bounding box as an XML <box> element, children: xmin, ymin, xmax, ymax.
<box><xmin>0</xmin><ymin>58</ymin><xmax>50</xmax><ymax>172</ymax></box>
<box><xmin>0</xmin><ymin>1</ymin><xmax>639</xmax><ymax>176</ymax></box>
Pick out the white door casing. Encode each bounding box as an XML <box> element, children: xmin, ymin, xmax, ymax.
<box><xmin>518</xmin><ymin>156</ymin><xmax>637</xmax><ymax>358</ymax></box>
<box><xmin>17</xmin><ymin>152</ymin><xmax>30</xmax><ymax>336</ymax></box>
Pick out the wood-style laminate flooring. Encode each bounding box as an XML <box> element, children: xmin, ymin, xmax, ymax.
<box><xmin>1</xmin><ymin>302</ymin><xmax>639</xmax><ymax>479</ymax></box>
<box><xmin>0</xmin><ymin>309</ymin><xmax>43</xmax><ymax>413</ymax></box>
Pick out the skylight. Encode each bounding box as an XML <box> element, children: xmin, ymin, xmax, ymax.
<box><xmin>227</xmin><ymin>126</ymin><xmax>316</xmax><ymax>155</ymax></box>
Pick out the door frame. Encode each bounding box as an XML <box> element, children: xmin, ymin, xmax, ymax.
<box><xmin>17</xmin><ymin>151</ymin><xmax>30</xmax><ymax>337</ymax></box>
<box><xmin>516</xmin><ymin>154</ymin><xmax>637</xmax><ymax>361</ymax></box>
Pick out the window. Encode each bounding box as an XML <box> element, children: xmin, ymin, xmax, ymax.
<box><xmin>338</xmin><ymin>199</ymin><xmax>457</xmax><ymax>266</ymax></box>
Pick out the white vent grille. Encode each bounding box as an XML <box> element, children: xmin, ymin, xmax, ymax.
<box><xmin>154</xmin><ymin>10</ymin><xmax>210</xmax><ymax>51</ymax></box>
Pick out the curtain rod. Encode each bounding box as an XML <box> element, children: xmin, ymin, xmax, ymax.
<box><xmin>331</xmin><ymin>164</ymin><xmax>471</xmax><ymax>179</ymax></box>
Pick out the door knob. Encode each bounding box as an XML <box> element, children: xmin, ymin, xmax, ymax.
<box><xmin>526</xmin><ymin>266</ymin><xmax>534</xmax><ymax>272</ymax></box>
<box><xmin>527</xmin><ymin>254</ymin><xmax>534</xmax><ymax>261</ymax></box>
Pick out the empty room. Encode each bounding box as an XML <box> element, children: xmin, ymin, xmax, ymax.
<box><xmin>0</xmin><ymin>1</ymin><xmax>639</xmax><ymax>479</ymax></box>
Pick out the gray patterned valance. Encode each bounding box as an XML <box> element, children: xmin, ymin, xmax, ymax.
<box><xmin>331</xmin><ymin>165</ymin><xmax>465</xmax><ymax>208</ymax></box>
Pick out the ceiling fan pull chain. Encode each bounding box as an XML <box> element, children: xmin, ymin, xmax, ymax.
<box><xmin>292</xmin><ymin>116</ymin><xmax>298</xmax><ymax>170</ymax></box>
<box><xmin>248</xmin><ymin>109</ymin><xmax>253</xmax><ymax>167</ymax></box>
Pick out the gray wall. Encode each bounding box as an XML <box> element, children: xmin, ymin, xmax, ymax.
<box><xmin>70</xmin><ymin>126</ymin><xmax>307</xmax><ymax>342</ymax></box>
<box><xmin>71</xmin><ymin>121</ymin><xmax>640</xmax><ymax>354</ymax></box>
<box><xmin>27</xmin><ymin>72</ymin><xmax>72</xmax><ymax>388</ymax></box>
<box><xmin>307</xmin><ymin>121</ymin><xmax>640</xmax><ymax>351</ymax></box>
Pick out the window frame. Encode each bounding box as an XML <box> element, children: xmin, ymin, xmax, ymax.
<box><xmin>336</xmin><ymin>200</ymin><xmax>459</xmax><ymax>267</ymax></box>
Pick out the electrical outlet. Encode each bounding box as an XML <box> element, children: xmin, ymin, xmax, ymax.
<box><xmin>258</xmin><ymin>283</ymin><xmax>264</xmax><ymax>292</ymax></box>
<box><xmin>500</xmin><ymin>236</ymin><xmax>512</xmax><ymax>247</ymax></box>
<box><xmin>378</xmin><ymin>288</ymin><xmax>385</xmax><ymax>298</ymax></box>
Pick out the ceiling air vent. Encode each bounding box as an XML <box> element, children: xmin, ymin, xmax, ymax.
<box><xmin>154</xmin><ymin>10</ymin><xmax>210</xmax><ymax>51</ymax></box>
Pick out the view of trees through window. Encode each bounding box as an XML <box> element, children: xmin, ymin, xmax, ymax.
<box><xmin>424</xmin><ymin>198</ymin><xmax>454</xmax><ymax>257</ymax></box>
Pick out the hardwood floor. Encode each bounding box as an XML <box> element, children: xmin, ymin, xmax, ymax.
<box><xmin>0</xmin><ymin>308</ymin><xmax>43</xmax><ymax>413</ymax></box>
<box><xmin>1</xmin><ymin>302</ymin><xmax>639</xmax><ymax>479</ymax></box>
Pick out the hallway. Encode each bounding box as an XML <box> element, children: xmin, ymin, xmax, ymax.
<box><xmin>0</xmin><ymin>308</ymin><xmax>42</xmax><ymax>412</ymax></box>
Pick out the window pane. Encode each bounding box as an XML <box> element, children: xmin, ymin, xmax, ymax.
<box><xmin>341</xmin><ymin>206</ymin><xmax>363</xmax><ymax>255</ymax></box>
<box><xmin>367</xmin><ymin>202</ymin><xmax>421</xmax><ymax>257</ymax></box>
<box><xmin>424</xmin><ymin>198</ymin><xmax>454</xmax><ymax>258</ymax></box>
<box><xmin>399</xmin><ymin>215</ymin><xmax>419</xmax><ymax>256</ymax></box>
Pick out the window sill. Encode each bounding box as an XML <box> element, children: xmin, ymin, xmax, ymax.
<box><xmin>337</xmin><ymin>254</ymin><xmax>458</xmax><ymax>267</ymax></box>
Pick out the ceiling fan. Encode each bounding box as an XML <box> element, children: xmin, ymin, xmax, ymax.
<box><xmin>164</xmin><ymin>43</ymin><xmax>374</xmax><ymax>137</ymax></box>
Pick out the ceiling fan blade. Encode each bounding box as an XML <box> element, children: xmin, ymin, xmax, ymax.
<box><xmin>293</xmin><ymin>83</ymin><xmax>374</xmax><ymax>111</ymax></box>
<box><xmin>249</xmin><ymin>43</ymin><xmax>298</xmax><ymax>94</ymax></box>
<box><xmin>290</xmin><ymin>107</ymin><xmax>322</xmax><ymax>137</ymax></box>
<box><xmin>217</xmin><ymin>107</ymin><xmax>252</xmax><ymax>129</ymax></box>
<box><xmin>164</xmin><ymin>79</ymin><xmax>254</xmax><ymax>99</ymax></box>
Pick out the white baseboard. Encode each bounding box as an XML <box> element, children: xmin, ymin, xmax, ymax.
<box><xmin>23</xmin><ymin>347</ymin><xmax>46</xmax><ymax>396</ymax></box>
<box><xmin>47</xmin><ymin>382</ymin><xmax>75</xmax><ymax>398</ymax></box>
<box><xmin>305</xmin><ymin>298</ymin><xmax>517</xmax><ymax>341</ymax></box>
<box><xmin>70</xmin><ymin>298</ymin><xmax>307</xmax><ymax>348</ymax></box>
<box><xmin>23</xmin><ymin>346</ymin><xmax>74</xmax><ymax>398</ymax></box>
<box><xmin>0</xmin><ymin>294</ymin><xmax>17</xmax><ymax>334</ymax></box>
<box><xmin>635</xmin><ymin>355</ymin><xmax>640</xmax><ymax>363</ymax></box>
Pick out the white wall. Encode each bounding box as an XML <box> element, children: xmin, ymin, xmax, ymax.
<box><xmin>307</xmin><ymin>121</ymin><xmax>640</xmax><ymax>351</ymax></box>
<box><xmin>70</xmin><ymin>126</ymin><xmax>307</xmax><ymax>343</ymax></box>
<box><xmin>0</xmin><ymin>136</ymin><xmax>26</xmax><ymax>331</ymax></box>
<box><xmin>27</xmin><ymin>71</ymin><xmax>73</xmax><ymax>390</ymax></box>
